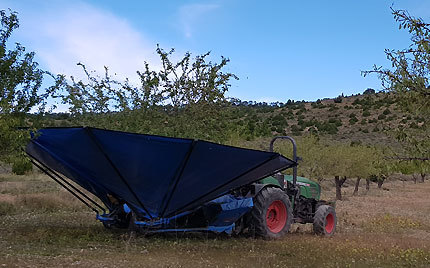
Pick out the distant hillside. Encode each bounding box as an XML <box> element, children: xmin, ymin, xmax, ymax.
<box><xmin>227</xmin><ymin>91</ymin><xmax>423</xmax><ymax>147</ymax></box>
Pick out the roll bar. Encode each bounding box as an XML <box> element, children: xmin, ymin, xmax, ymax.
<box><xmin>269</xmin><ymin>136</ymin><xmax>298</xmax><ymax>187</ymax></box>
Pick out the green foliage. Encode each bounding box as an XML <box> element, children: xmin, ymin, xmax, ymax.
<box><xmin>53</xmin><ymin>45</ymin><xmax>239</xmax><ymax>142</ymax></box>
<box><xmin>363</xmin><ymin>88</ymin><xmax>376</xmax><ymax>95</ymax></box>
<box><xmin>377</xmin><ymin>114</ymin><xmax>386</xmax><ymax>120</ymax></box>
<box><xmin>292</xmin><ymin>135</ymin><xmax>326</xmax><ymax>180</ymax></box>
<box><xmin>316</xmin><ymin>120</ymin><xmax>339</xmax><ymax>134</ymax></box>
<box><xmin>327</xmin><ymin>104</ymin><xmax>339</xmax><ymax>111</ymax></box>
<box><xmin>349</xmin><ymin>117</ymin><xmax>358</xmax><ymax>125</ymax></box>
<box><xmin>275</xmin><ymin>136</ymin><xmax>389</xmax><ymax>182</ymax></box>
<box><xmin>393</xmin><ymin>159</ymin><xmax>429</xmax><ymax>177</ymax></box>
<box><xmin>333</xmin><ymin>95</ymin><xmax>343</xmax><ymax>103</ymax></box>
<box><xmin>11</xmin><ymin>155</ymin><xmax>32</xmax><ymax>175</ymax></box>
<box><xmin>311</xmin><ymin>100</ymin><xmax>325</xmax><ymax>109</ymax></box>
<box><xmin>290</xmin><ymin>124</ymin><xmax>303</xmax><ymax>132</ymax></box>
<box><xmin>364</xmin><ymin>8</ymin><xmax>430</xmax><ymax>163</ymax></box>
<box><xmin>271</xmin><ymin>114</ymin><xmax>288</xmax><ymax>127</ymax></box>
<box><xmin>0</xmin><ymin>9</ymin><xmax>50</xmax><ymax>173</ymax></box>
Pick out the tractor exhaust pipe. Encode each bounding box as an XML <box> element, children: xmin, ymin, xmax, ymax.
<box><xmin>269</xmin><ymin>136</ymin><xmax>298</xmax><ymax>187</ymax></box>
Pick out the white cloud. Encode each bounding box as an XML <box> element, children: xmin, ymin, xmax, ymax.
<box><xmin>178</xmin><ymin>3</ymin><xmax>219</xmax><ymax>38</ymax></box>
<box><xmin>21</xmin><ymin>2</ymin><xmax>158</xmax><ymax>83</ymax></box>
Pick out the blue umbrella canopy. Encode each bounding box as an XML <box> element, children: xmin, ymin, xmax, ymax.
<box><xmin>26</xmin><ymin>127</ymin><xmax>296</xmax><ymax>218</ymax></box>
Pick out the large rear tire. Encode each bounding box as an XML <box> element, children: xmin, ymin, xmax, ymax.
<box><xmin>250</xmin><ymin>187</ymin><xmax>293</xmax><ymax>239</ymax></box>
<box><xmin>313</xmin><ymin>205</ymin><xmax>336</xmax><ymax>236</ymax></box>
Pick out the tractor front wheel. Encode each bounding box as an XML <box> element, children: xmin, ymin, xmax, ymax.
<box><xmin>250</xmin><ymin>187</ymin><xmax>293</xmax><ymax>239</ymax></box>
<box><xmin>313</xmin><ymin>205</ymin><xmax>336</xmax><ymax>236</ymax></box>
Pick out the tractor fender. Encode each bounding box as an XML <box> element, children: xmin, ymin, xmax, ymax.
<box><xmin>252</xmin><ymin>183</ymin><xmax>283</xmax><ymax>197</ymax></box>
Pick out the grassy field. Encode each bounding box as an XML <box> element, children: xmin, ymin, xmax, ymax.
<box><xmin>1</xmin><ymin>173</ymin><xmax>430</xmax><ymax>267</ymax></box>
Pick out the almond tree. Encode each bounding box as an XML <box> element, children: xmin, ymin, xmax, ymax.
<box><xmin>364</xmin><ymin>8</ymin><xmax>429</xmax><ymax>172</ymax></box>
<box><xmin>0</xmin><ymin>10</ymin><xmax>50</xmax><ymax>173</ymax></box>
<box><xmin>350</xmin><ymin>146</ymin><xmax>377</xmax><ymax>195</ymax></box>
<box><xmin>54</xmin><ymin>45</ymin><xmax>238</xmax><ymax>142</ymax></box>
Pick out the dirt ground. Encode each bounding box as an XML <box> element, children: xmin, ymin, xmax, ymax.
<box><xmin>1</xmin><ymin>173</ymin><xmax>430</xmax><ymax>267</ymax></box>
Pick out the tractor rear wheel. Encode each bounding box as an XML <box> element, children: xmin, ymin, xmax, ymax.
<box><xmin>313</xmin><ymin>205</ymin><xmax>336</xmax><ymax>236</ymax></box>
<box><xmin>250</xmin><ymin>187</ymin><xmax>293</xmax><ymax>239</ymax></box>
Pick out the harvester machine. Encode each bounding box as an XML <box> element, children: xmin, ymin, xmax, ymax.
<box><xmin>26</xmin><ymin>127</ymin><xmax>336</xmax><ymax>239</ymax></box>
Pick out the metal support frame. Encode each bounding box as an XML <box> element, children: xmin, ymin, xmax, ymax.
<box><xmin>84</xmin><ymin>127</ymin><xmax>153</xmax><ymax>219</ymax></box>
<box><xmin>27</xmin><ymin>152</ymin><xmax>106</xmax><ymax>215</ymax></box>
<box><xmin>269</xmin><ymin>136</ymin><xmax>298</xmax><ymax>187</ymax></box>
<box><xmin>159</xmin><ymin>140</ymin><xmax>197</xmax><ymax>218</ymax></box>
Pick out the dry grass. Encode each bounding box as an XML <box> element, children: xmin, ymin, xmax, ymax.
<box><xmin>0</xmin><ymin>173</ymin><xmax>88</xmax><ymax>215</ymax></box>
<box><xmin>1</xmin><ymin>173</ymin><xmax>430</xmax><ymax>267</ymax></box>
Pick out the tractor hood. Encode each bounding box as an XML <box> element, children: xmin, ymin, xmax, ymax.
<box><xmin>26</xmin><ymin>127</ymin><xmax>296</xmax><ymax>219</ymax></box>
<box><xmin>284</xmin><ymin>175</ymin><xmax>321</xmax><ymax>200</ymax></box>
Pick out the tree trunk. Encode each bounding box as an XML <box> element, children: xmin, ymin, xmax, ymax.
<box><xmin>341</xmin><ymin>176</ymin><xmax>347</xmax><ymax>185</ymax></box>
<box><xmin>335</xmin><ymin>176</ymin><xmax>342</xmax><ymax>200</ymax></box>
<box><xmin>377</xmin><ymin>176</ymin><xmax>385</xmax><ymax>189</ymax></box>
<box><xmin>353</xmin><ymin>177</ymin><xmax>361</xmax><ymax>196</ymax></box>
<box><xmin>366</xmin><ymin>178</ymin><xmax>370</xmax><ymax>191</ymax></box>
<box><xmin>413</xmin><ymin>174</ymin><xmax>418</xmax><ymax>184</ymax></box>
<box><xmin>420</xmin><ymin>173</ymin><xmax>426</xmax><ymax>183</ymax></box>
<box><xmin>335</xmin><ymin>176</ymin><xmax>346</xmax><ymax>200</ymax></box>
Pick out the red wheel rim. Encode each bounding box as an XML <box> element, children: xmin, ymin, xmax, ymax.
<box><xmin>266</xmin><ymin>200</ymin><xmax>287</xmax><ymax>233</ymax></box>
<box><xmin>325</xmin><ymin>213</ymin><xmax>335</xmax><ymax>233</ymax></box>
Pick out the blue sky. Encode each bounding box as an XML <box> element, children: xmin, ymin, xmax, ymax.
<box><xmin>2</xmin><ymin>0</ymin><xmax>430</xmax><ymax>102</ymax></box>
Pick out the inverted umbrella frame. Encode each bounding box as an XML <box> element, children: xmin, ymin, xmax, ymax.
<box><xmin>26</xmin><ymin>151</ymin><xmax>106</xmax><ymax>215</ymax></box>
<box><xmin>25</xmin><ymin>127</ymin><xmax>297</xmax><ymax>225</ymax></box>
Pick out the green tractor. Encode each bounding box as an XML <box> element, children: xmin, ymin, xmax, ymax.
<box><xmin>241</xmin><ymin>136</ymin><xmax>337</xmax><ymax>239</ymax></box>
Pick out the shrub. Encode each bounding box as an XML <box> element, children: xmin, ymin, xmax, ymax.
<box><xmin>311</xmin><ymin>101</ymin><xmax>325</xmax><ymax>109</ymax></box>
<box><xmin>275</xmin><ymin>126</ymin><xmax>284</xmax><ymax>133</ymax></box>
<box><xmin>308</xmin><ymin>127</ymin><xmax>318</xmax><ymax>134</ymax></box>
<box><xmin>12</xmin><ymin>158</ymin><xmax>32</xmax><ymax>175</ymax></box>
<box><xmin>410</xmin><ymin>122</ymin><xmax>419</xmax><ymax>129</ymax></box>
<box><xmin>349</xmin><ymin>117</ymin><xmax>358</xmax><ymax>125</ymax></box>
<box><xmin>363</xmin><ymin>88</ymin><xmax>375</xmax><ymax>95</ymax></box>
<box><xmin>334</xmin><ymin>96</ymin><xmax>343</xmax><ymax>103</ymax></box>
<box><xmin>317</xmin><ymin>121</ymin><xmax>339</xmax><ymax>134</ymax></box>
<box><xmin>378</xmin><ymin>114</ymin><xmax>386</xmax><ymax>120</ymax></box>
<box><xmin>328</xmin><ymin>105</ymin><xmax>339</xmax><ymax>111</ymax></box>
<box><xmin>327</xmin><ymin>118</ymin><xmax>342</xmax><ymax>127</ymax></box>
<box><xmin>362</xmin><ymin>110</ymin><xmax>371</xmax><ymax>117</ymax></box>
<box><xmin>291</xmin><ymin>124</ymin><xmax>303</xmax><ymax>132</ymax></box>
<box><xmin>385</xmin><ymin>116</ymin><xmax>395</xmax><ymax>122</ymax></box>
